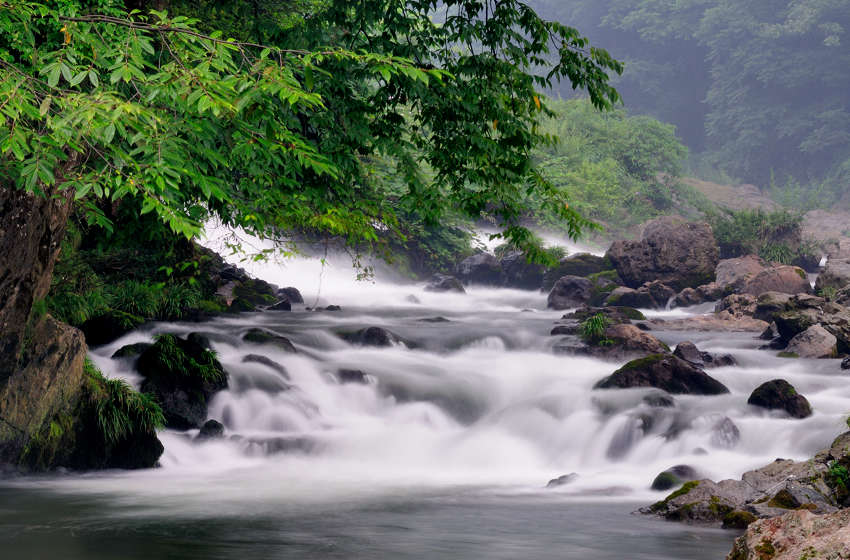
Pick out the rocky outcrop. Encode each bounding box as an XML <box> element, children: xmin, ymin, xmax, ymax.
<box><xmin>278</xmin><ymin>287</ymin><xmax>304</xmax><ymax>304</ymax></box>
<box><xmin>783</xmin><ymin>324</ymin><xmax>837</xmax><ymax>358</ymax></box>
<box><xmin>741</xmin><ymin>265</ymin><xmax>811</xmax><ymax>296</ymax></box>
<box><xmin>547</xmin><ymin>276</ymin><xmax>593</xmax><ymax>310</ymax></box>
<box><xmin>542</xmin><ymin>254</ymin><xmax>611</xmax><ymax>290</ymax></box>
<box><xmin>554</xmin><ymin>323</ymin><xmax>669</xmax><ymax>360</ymax></box>
<box><xmin>594</xmin><ymin>354</ymin><xmax>730</xmax><ymax>395</ymax></box>
<box><xmin>425</xmin><ymin>274</ymin><xmax>465</xmax><ymax>293</ymax></box>
<box><xmin>673</xmin><ymin>282</ymin><xmax>724</xmax><ymax>308</ymax></box>
<box><xmin>815</xmin><ymin>258</ymin><xmax>850</xmax><ymax>293</ymax></box>
<box><xmin>455</xmin><ymin>253</ymin><xmax>502</xmax><ymax>286</ymax></box>
<box><xmin>726</xmin><ymin>509</ymin><xmax>850</xmax><ymax>560</ymax></box>
<box><xmin>605</xmin><ymin>281</ymin><xmax>676</xmax><ymax>309</ymax></box>
<box><xmin>715</xmin><ymin>255</ymin><xmax>768</xmax><ymax>293</ymax></box>
<box><xmin>747</xmin><ymin>380</ymin><xmax>812</xmax><ymax>418</ymax></box>
<box><xmin>499</xmin><ymin>251</ymin><xmax>544</xmax><ymax>290</ymax></box>
<box><xmin>605</xmin><ymin>217</ymin><xmax>718</xmax><ymax>291</ymax></box>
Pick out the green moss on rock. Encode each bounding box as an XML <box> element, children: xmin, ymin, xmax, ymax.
<box><xmin>722</xmin><ymin>510</ymin><xmax>757</xmax><ymax>529</ymax></box>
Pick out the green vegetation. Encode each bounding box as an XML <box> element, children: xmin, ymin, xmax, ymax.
<box><xmin>141</xmin><ymin>334</ymin><xmax>225</xmax><ymax>384</ymax></box>
<box><xmin>706</xmin><ymin>209</ymin><xmax>817</xmax><ymax>264</ymax></box>
<box><xmin>579</xmin><ymin>313</ymin><xmax>613</xmax><ymax>346</ymax></box>
<box><xmin>648</xmin><ymin>480</ymin><xmax>699</xmax><ymax>512</ymax></box>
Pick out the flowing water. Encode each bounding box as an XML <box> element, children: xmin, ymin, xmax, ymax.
<box><xmin>2</xmin><ymin>236</ymin><xmax>849</xmax><ymax>559</ymax></box>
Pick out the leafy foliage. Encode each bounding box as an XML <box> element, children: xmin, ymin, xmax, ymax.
<box><xmin>706</xmin><ymin>209</ymin><xmax>806</xmax><ymax>262</ymax></box>
<box><xmin>579</xmin><ymin>313</ymin><xmax>612</xmax><ymax>346</ymax></box>
<box><xmin>146</xmin><ymin>334</ymin><xmax>225</xmax><ymax>384</ymax></box>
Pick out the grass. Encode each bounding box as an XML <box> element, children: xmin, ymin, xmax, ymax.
<box><xmin>579</xmin><ymin>313</ymin><xmax>613</xmax><ymax>346</ymax></box>
<box><xmin>147</xmin><ymin>334</ymin><xmax>225</xmax><ymax>384</ymax></box>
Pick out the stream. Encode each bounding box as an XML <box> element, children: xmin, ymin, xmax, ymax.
<box><xmin>2</xmin><ymin>241</ymin><xmax>849</xmax><ymax>559</ymax></box>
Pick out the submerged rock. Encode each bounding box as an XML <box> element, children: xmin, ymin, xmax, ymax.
<box><xmin>111</xmin><ymin>342</ymin><xmax>152</xmax><ymax>359</ymax></box>
<box><xmin>343</xmin><ymin>327</ymin><xmax>402</xmax><ymax>347</ymax></box>
<box><xmin>337</xmin><ymin>369</ymin><xmax>369</xmax><ymax>384</ymax></box>
<box><xmin>267</xmin><ymin>300</ymin><xmax>292</xmax><ymax>311</ymax></box>
<box><xmin>425</xmin><ymin>274</ymin><xmax>465</xmax><ymax>293</ymax></box>
<box><xmin>594</xmin><ymin>354</ymin><xmax>730</xmax><ymax>395</ymax></box>
<box><xmin>242</xmin><ymin>328</ymin><xmax>297</xmax><ymax>353</ymax></box>
<box><xmin>197</xmin><ymin>419</ymin><xmax>225</xmax><ymax>441</ymax></box>
<box><xmin>747</xmin><ymin>379</ymin><xmax>812</xmax><ymax>419</ymax></box>
<box><xmin>673</xmin><ymin>341</ymin><xmax>737</xmax><ymax>368</ymax></box>
<box><xmin>546</xmin><ymin>473</ymin><xmax>579</xmax><ymax>488</ymax></box>
<box><xmin>242</xmin><ymin>354</ymin><xmax>289</xmax><ymax>378</ymax></box>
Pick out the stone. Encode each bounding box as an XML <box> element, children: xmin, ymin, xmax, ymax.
<box><xmin>815</xmin><ymin>257</ymin><xmax>850</xmax><ymax>293</ymax></box>
<box><xmin>542</xmin><ymin>253</ymin><xmax>612</xmax><ymax>290</ymax></box>
<box><xmin>455</xmin><ymin>253</ymin><xmax>502</xmax><ymax>286</ymax></box>
<box><xmin>673</xmin><ymin>282</ymin><xmax>724</xmax><ymax>308</ymax></box>
<box><xmin>605</xmin><ymin>216</ymin><xmax>718</xmax><ymax>291</ymax></box>
<box><xmin>186</xmin><ymin>332</ymin><xmax>213</xmax><ymax>350</ymax></box>
<box><xmin>710</xmin><ymin>417</ymin><xmax>741</xmax><ymax>449</ymax></box>
<box><xmin>242</xmin><ymin>354</ymin><xmax>289</xmax><ymax>378</ymax></box>
<box><xmin>197</xmin><ymin>419</ymin><xmax>225</xmax><ymax>441</ymax></box>
<box><xmin>550</xmin><ymin>324</ymin><xmax>578</xmax><ymax>336</ymax></box>
<box><xmin>425</xmin><ymin>274</ymin><xmax>465</xmax><ymax>293</ymax></box>
<box><xmin>784</xmin><ymin>324</ymin><xmax>838</xmax><ymax>358</ymax></box>
<box><xmin>267</xmin><ymin>300</ymin><xmax>292</xmax><ymax>311</ymax></box>
<box><xmin>80</xmin><ymin>310</ymin><xmax>145</xmax><ymax>346</ymax></box>
<box><xmin>343</xmin><ymin>327</ymin><xmax>402</xmax><ymax>347</ymax></box>
<box><xmin>726</xmin><ymin>509</ymin><xmax>850</xmax><ymax>560</ymax></box>
<box><xmin>842</xmin><ymin>357</ymin><xmax>850</xmax><ymax>370</ymax></box>
<box><xmin>499</xmin><ymin>251</ymin><xmax>544</xmax><ymax>290</ymax></box>
<box><xmin>747</xmin><ymin>379</ymin><xmax>812</xmax><ymax>419</ymax></box>
<box><xmin>742</xmin><ymin>265</ymin><xmax>812</xmax><ymax>296</ymax></box>
<box><xmin>753</xmin><ymin>291</ymin><xmax>792</xmax><ymax>322</ymax></box>
<box><xmin>337</xmin><ymin>369</ymin><xmax>369</xmax><ymax>384</ymax></box>
<box><xmin>547</xmin><ymin>276</ymin><xmax>593</xmax><ymax>310</ymax></box>
<box><xmin>546</xmin><ymin>473</ymin><xmax>579</xmax><ymax>488</ymax></box>
<box><xmin>278</xmin><ymin>286</ymin><xmax>304</xmax><ymax>304</ymax></box>
<box><xmin>594</xmin><ymin>354</ymin><xmax>729</xmax><ymax>395</ymax></box>
<box><xmin>324</xmin><ymin>305</ymin><xmax>342</xmax><ymax>311</ymax></box>
<box><xmin>567</xmin><ymin>306</ymin><xmax>646</xmax><ymax>324</ymax></box>
<box><xmin>111</xmin><ymin>342</ymin><xmax>153</xmax><ymax>359</ymax></box>
<box><xmin>674</xmin><ymin>341</ymin><xmax>737</xmax><ymax>369</ymax></box>
<box><xmin>242</xmin><ymin>328</ymin><xmax>297</xmax><ymax>353</ymax></box>
<box><xmin>651</xmin><ymin>465</ymin><xmax>699</xmax><ymax>491</ymax></box>
<box><xmin>715</xmin><ymin>255</ymin><xmax>768</xmax><ymax>293</ymax></box>
<box><xmin>715</xmin><ymin>294</ymin><xmax>758</xmax><ymax>317</ymax></box>
<box><xmin>643</xmin><ymin>392</ymin><xmax>675</xmax><ymax>408</ymax></box>
<box><xmin>606</xmin><ymin>281</ymin><xmax>676</xmax><ymax>309</ymax></box>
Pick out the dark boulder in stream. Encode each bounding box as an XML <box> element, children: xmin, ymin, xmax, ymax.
<box><xmin>747</xmin><ymin>379</ymin><xmax>812</xmax><ymax>419</ymax></box>
<box><xmin>594</xmin><ymin>354</ymin><xmax>730</xmax><ymax>395</ymax></box>
<box><xmin>242</xmin><ymin>328</ymin><xmax>297</xmax><ymax>353</ymax></box>
<box><xmin>547</xmin><ymin>276</ymin><xmax>593</xmax><ymax>309</ymax></box>
<box><xmin>455</xmin><ymin>253</ymin><xmax>502</xmax><ymax>286</ymax></box>
<box><xmin>425</xmin><ymin>274</ymin><xmax>465</xmax><ymax>293</ymax></box>
<box><xmin>343</xmin><ymin>327</ymin><xmax>402</xmax><ymax>347</ymax></box>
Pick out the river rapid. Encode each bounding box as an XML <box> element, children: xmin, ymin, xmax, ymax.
<box><xmin>2</xmin><ymin>238</ymin><xmax>849</xmax><ymax>559</ymax></box>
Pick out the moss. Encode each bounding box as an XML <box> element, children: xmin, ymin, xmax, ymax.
<box><xmin>722</xmin><ymin>510</ymin><xmax>757</xmax><ymax>529</ymax></box>
<box><xmin>795</xmin><ymin>267</ymin><xmax>807</xmax><ymax>280</ymax></box>
<box><xmin>778</xmin><ymin>351</ymin><xmax>799</xmax><ymax>358</ymax></box>
<box><xmin>617</xmin><ymin>353</ymin><xmax>667</xmax><ymax>373</ymax></box>
<box><xmin>767</xmin><ymin>488</ymin><xmax>800</xmax><ymax>509</ymax></box>
<box><xmin>616</xmin><ymin>307</ymin><xmax>646</xmax><ymax>321</ymax></box>
<box><xmin>650</xmin><ymin>479</ymin><xmax>700</xmax><ymax>512</ymax></box>
<box><xmin>797</xmin><ymin>503</ymin><xmax>817</xmax><ymax>511</ymax></box>
<box><xmin>708</xmin><ymin>495</ymin><xmax>733</xmax><ymax>518</ymax></box>
<box><xmin>196</xmin><ymin>299</ymin><xmax>226</xmax><ymax>314</ymax></box>
<box><xmin>754</xmin><ymin>538</ymin><xmax>776</xmax><ymax>559</ymax></box>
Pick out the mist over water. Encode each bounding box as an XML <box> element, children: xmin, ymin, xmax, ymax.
<box><xmin>3</xmin><ymin>228</ymin><xmax>847</xmax><ymax>558</ymax></box>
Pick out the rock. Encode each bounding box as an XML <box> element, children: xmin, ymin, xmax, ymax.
<box><xmin>649</xmin><ymin>314</ymin><xmax>768</xmax><ymax>332</ymax></box>
<box><xmin>456</xmin><ymin>253</ymin><xmax>502</xmax><ymax>286</ymax></box>
<box><xmin>499</xmin><ymin>251</ymin><xmax>544</xmax><ymax>290</ymax></box>
<box><xmin>186</xmin><ymin>332</ymin><xmax>213</xmax><ymax>350</ymax></box>
<box><xmin>111</xmin><ymin>342</ymin><xmax>153</xmax><ymax>359</ymax></box>
<box><xmin>747</xmin><ymin>379</ymin><xmax>812</xmax><ymax>419</ymax></box>
<box><xmin>418</xmin><ymin>316</ymin><xmax>450</xmax><ymax>323</ymax></box>
<box><xmin>784</xmin><ymin>324</ymin><xmax>838</xmax><ymax>358</ymax></box>
<box><xmin>842</xmin><ymin>357</ymin><xmax>850</xmax><ymax>370</ymax></box>
<box><xmin>726</xmin><ymin>509</ymin><xmax>850</xmax><ymax>560</ymax></box>
<box><xmin>137</xmin><ymin>334</ymin><xmax>228</xmax><ymax>430</ymax></box>
<box><xmin>324</xmin><ymin>305</ymin><xmax>342</xmax><ymax>311</ymax></box>
<box><xmin>542</xmin><ymin>253</ymin><xmax>612</xmax><ymax>290</ymax></box>
<box><xmin>715</xmin><ymin>255</ymin><xmax>768</xmax><ymax>293</ymax></box>
<box><xmin>715</xmin><ymin>294</ymin><xmax>758</xmax><ymax>317</ymax></box>
<box><xmin>673</xmin><ymin>282</ymin><xmax>724</xmax><ymax>308</ymax></box>
<box><xmin>337</xmin><ymin>369</ymin><xmax>369</xmax><ymax>384</ymax></box>
<box><xmin>605</xmin><ymin>281</ymin><xmax>676</xmax><ymax>309</ymax></box>
<box><xmin>278</xmin><ymin>287</ymin><xmax>304</xmax><ymax>304</ymax></box>
<box><xmin>405</xmin><ymin>294</ymin><xmax>421</xmax><ymax>304</ymax></box>
<box><xmin>567</xmin><ymin>306</ymin><xmax>647</xmax><ymax>324</ymax></box>
<box><xmin>229</xmin><ymin>278</ymin><xmax>278</xmax><ymax>311</ymax></box>
<box><xmin>550</xmin><ymin>324</ymin><xmax>578</xmax><ymax>336</ymax></box>
<box><xmin>605</xmin><ymin>216</ymin><xmax>718</xmax><ymax>291</ymax></box>
<box><xmin>80</xmin><ymin>310</ymin><xmax>145</xmax><ymax>346</ymax></box>
<box><xmin>197</xmin><ymin>419</ymin><xmax>225</xmax><ymax>441</ymax></box>
<box><xmin>643</xmin><ymin>392</ymin><xmax>675</xmax><ymax>408</ymax></box>
<box><xmin>722</xmin><ymin>510</ymin><xmax>758</xmax><ymax>530</ymax></box>
<box><xmin>242</xmin><ymin>354</ymin><xmax>289</xmax><ymax>378</ymax></box>
<box><xmin>425</xmin><ymin>274</ymin><xmax>465</xmax><ymax>293</ymax></box>
<box><xmin>242</xmin><ymin>328</ymin><xmax>297</xmax><ymax>353</ymax></box>
<box><xmin>553</xmin><ymin>323</ymin><xmax>670</xmax><ymax>360</ymax></box>
<box><xmin>651</xmin><ymin>465</ymin><xmax>699</xmax><ymax>491</ymax></box>
<box><xmin>773</xmin><ymin>308</ymin><xmax>820</xmax><ymax>343</ymax></box>
<box><xmin>710</xmin><ymin>417</ymin><xmax>741</xmax><ymax>449</ymax></box>
<box><xmin>815</xmin><ymin>258</ymin><xmax>850</xmax><ymax>293</ymax></box>
<box><xmin>674</xmin><ymin>341</ymin><xmax>737</xmax><ymax>369</ymax></box>
<box><xmin>547</xmin><ymin>276</ymin><xmax>593</xmax><ymax>310</ymax></box>
<box><xmin>754</xmin><ymin>291</ymin><xmax>792</xmax><ymax>322</ymax></box>
<box><xmin>742</xmin><ymin>265</ymin><xmax>812</xmax><ymax>296</ymax></box>
<box><xmin>343</xmin><ymin>327</ymin><xmax>402</xmax><ymax>347</ymax></box>
<box><xmin>267</xmin><ymin>300</ymin><xmax>292</xmax><ymax>311</ymax></box>
<box><xmin>546</xmin><ymin>473</ymin><xmax>579</xmax><ymax>488</ymax></box>
<box><xmin>594</xmin><ymin>354</ymin><xmax>729</xmax><ymax>395</ymax></box>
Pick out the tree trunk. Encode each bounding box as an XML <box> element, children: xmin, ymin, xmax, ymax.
<box><xmin>0</xmin><ymin>184</ymin><xmax>76</xmax><ymax>385</ymax></box>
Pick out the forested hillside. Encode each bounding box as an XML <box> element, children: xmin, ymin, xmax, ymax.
<box><xmin>530</xmin><ymin>0</ymin><xmax>850</xmax><ymax>209</ymax></box>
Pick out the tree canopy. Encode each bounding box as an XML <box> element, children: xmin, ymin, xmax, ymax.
<box><xmin>0</xmin><ymin>0</ymin><xmax>623</xmax><ymax>263</ymax></box>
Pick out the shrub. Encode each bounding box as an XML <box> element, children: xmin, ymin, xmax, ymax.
<box><xmin>580</xmin><ymin>313</ymin><xmax>613</xmax><ymax>346</ymax></box>
<box><xmin>85</xmin><ymin>360</ymin><xmax>164</xmax><ymax>444</ymax></box>
<box><xmin>144</xmin><ymin>334</ymin><xmax>225</xmax><ymax>384</ymax></box>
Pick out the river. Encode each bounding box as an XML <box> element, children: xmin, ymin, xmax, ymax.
<box><xmin>2</xmin><ymin>241</ymin><xmax>848</xmax><ymax>559</ymax></box>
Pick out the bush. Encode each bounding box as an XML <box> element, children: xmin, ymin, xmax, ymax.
<box><xmin>706</xmin><ymin>208</ymin><xmax>809</xmax><ymax>262</ymax></box>
<box><xmin>580</xmin><ymin>313</ymin><xmax>613</xmax><ymax>346</ymax></box>
<box><xmin>85</xmin><ymin>360</ymin><xmax>164</xmax><ymax>444</ymax></box>
<box><xmin>142</xmin><ymin>334</ymin><xmax>225</xmax><ymax>384</ymax></box>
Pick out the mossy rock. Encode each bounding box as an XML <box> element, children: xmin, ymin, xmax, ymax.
<box><xmin>231</xmin><ymin>279</ymin><xmax>277</xmax><ymax>309</ymax></box>
<box><xmin>111</xmin><ymin>342</ymin><xmax>152</xmax><ymax>359</ymax></box>
<box><xmin>767</xmin><ymin>488</ymin><xmax>801</xmax><ymax>509</ymax></box>
<box><xmin>777</xmin><ymin>351</ymin><xmax>799</xmax><ymax>358</ymax></box>
<box><xmin>649</xmin><ymin>480</ymin><xmax>700</xmax><ymax>512</ymax></box>
<box><xmin>722</xmin><ymin>510</ymin><xmax>757</xmax><ymax>529</ymax></box>
<box><xmin>242</xmin><ymin>328</ymin><xmax>297</xmax><ymax>353</ymax></box>
<box><xmin>80</xmin><ymin>309</ymin><xmax>145</xmax><ymax>346</ymax></box>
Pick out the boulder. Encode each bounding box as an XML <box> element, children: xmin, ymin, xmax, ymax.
<box><xmin>715</xmin><ymin>294</ymin><xmax>757</xmax><ymax>317</ymax></box>
<box><xmin>715</xmin><ymin>255</ymin><xmax>768</xmax><ymax>293</ymax></box>
<box><xmin>606</xmin><ymin>281</ymin><xmax>676</xmax><ymax>309</ymax></box>
<box><xmin>343</xmin><ymin>327</ymin><xmax>402</xmax><ymax>347</ymax></box>
<box><xmin>337</xmin><ymin>369</ymin><xmax>369</xmax><ymax>384</ymax></box>
<box><xmin>747</xmin><ymin>379</ymin><xmax>812</xmax><ymax>419</ymax></box>
<box><xmin>651</xmin><ymin>465</ymin><xmax>699</xmax><ymax>491</ymax></box>
<box><xmin>815</xmin><ymin>258</ymin><xmax>850</xmax><ymax>293</ymax></box>
<box><xmin>186</xmin><ymin>332</ymin><xmax>213</xmax><ymax>350</ymax></box>
<box><xmin>673</xmin><ymin>282</ymin><xmax>724</xmax><ymax>308</ymax></box>
<box><xmin>567</xmin><ymin>306</ymin><xmax>646</xmax><ymax>324</ymax></box>
<box><xmin>594</xmin><ymin>354</ymin><xmax>729</xmax><ymax>395</ymax></box>
<box><xmin>605</xmin><ymin>217</ymin><xmax>718</xmax><ymax>291</ymax></box>
<box><xmin>229</xmin><ymin>278</ymin><xmax>278</xmax><ymax>311</ymax></box>
<box><xmin>267</xmin><ymin>300</ymin><xmax>292</xmax><ymax>311</ymax></box>
<box><xmin>673</xmin><ymin>341</ymin><xmax>737</xmax><ymax>368</ymax></box>
<box><xmin>456</xmin><ymin>253</ymin><xmax>502</xmax><ymax>286</ymax></box>
<box><xmin>753</xmin><ymin>291</ymin><xmax>792</xmax><ymax>321</ymax></box>
<box><xmin>242</xmin><ymin>354</ymin><xmax>289</xmax><ymax>378</ymax></box>
<box><xmin>111</xmin><ymin>342</ymin><xmax>153</xmax><ymax>359</ymax></box>
<box><xmin>242</xmin><ymin>328</ymin><xmax>297</xmax><ymax>352</ymax></box>
<box><xmin>197</xmin><ymin>419</ymin><xmax>225</xmax><ymax>441</ymax></box>
<box><xmin>137</xmin><ymin>334</ymin><xmax>228</xmax><ymax>430</ymax></box>
<box><xmin>783</xmin><ymin>324</ymin><xmax>837</xmax><ymax>358</ymax></box>
<box><xmin>542</xmin><ymin>253</ymin><xmax>611</xmax><ymax>290</ymax></box>
<box><xmin>278</xmin><ymin>286</ymin><xmax>304</xmax><ymax>304</ymax></box>
<box><xmin>425</xmin><ymin>274</ymin><xmax>465</xmax><ymax>293</ymax></box>
<box><xmin>547</xmin><ymin>276</ymin><xmax>593</xmax><ymax>310</ymax></box>
<box><xmin>499</xmin><ymin>251</ymin><xmax>545</xmax><ymax>290</ymax></box>
<box><xmin>546</xmin><ymin>473</ymin><xmax>579</xmax><ymax>488</ymax></box>
<box><xmin>773</xmin><ymin>308</ymin><xmax>821</xmax><ymax>342</ymax></box>
<box><xmin>80</xmin><ymin>310</ymin><xmax>145</xmax><ymax>346</ymax></box>
<box><xmin>742</xmin><ymin>265</ymin><xmax>811</xmax><ymax>296</ymax></box>
<box><xmin>726</xmin><ymin>509</ymin><xmax>850</xmax><ymax>560</ymax></box>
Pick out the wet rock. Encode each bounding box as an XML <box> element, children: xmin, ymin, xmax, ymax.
<box><xmin>197</xmin><ymin>419</ymin><xmax>225</xmax><ymax>441</ymax></box>
<box><xmin>842</xmin><ymin>357</ymin><xmax>850</xmax><ymax>370</ymax></box>
<box><xmin>673</xmin><ymin>341</ymin><xmax>737</xmax><ymax>369</ymax></box>
<box><xmin>673</xmin><ymin>282</ymin><xmax>724</xmax><ymax>307</ymax></box>
<box><xmin>784</xmin><ymin>324</ymin><xmax>837</xmax><ymax>358</ymax></box>
<box><xmin>542</xmin><ymin>253</ymin><xmax>612</xmax><ymax>290</ymax></box>
<box><xmin>710</xmin><ymin>417</ymin><xmax>741</xmax><ymax>449</ymax></box>
<box><xmin>405</xmin><ymin>294</ymin><xmax>421</xmax><ymax>304</ymax></box>
<box><xmin>643</xmin><ymin>391</ymin><xmax>675</xmax><ymax>408</ymax></box>
<box><xmin>337</xmin><ymin>369</ymin><xmax>369</xmax><ymax>384</ymax></box>
<box><xmin>278</xmin><ymin>286</ymin><xmax>304</xmax><ymax>304</ymax></box>
<box><xmin>111</xmin><ymin>342</ymin><xmax>152</xmax><ymax>359</ymax></box>
<box><xmin>721</xmin><ymin>510</ymin><xmax>758</xmax><ymax>529</ymax></box>
<box><xmin>80</xmin><ymin>310</ymin><xmax>145</xmax><ymax>346</ymax></box>
<box><xmin>726</xmin><ymin>509</ymin><xmax>850</xmax><ymax>560</ymax></box>
<box><xmin>456</xmin><ymin>253</ymin><xmax>502</xmax><ymax>286</ymax></box>
<box><xmin>594</xmin><ymin>354</ymin><xmax>729</xmax><ymax>395</ymax></box>
<box><xmin>558</xmin><ymin>324</ymin><xmax>670</xmax><ymax>360</ymax></box>
<box><xmin>546</xmin><ymin>473</ymin><xmax>579</xmax><ymax>488</ymax></box>
<box><xmin>418</xmin><ymin>316</ymin><xmax>450</xmax><ymax>323</ymax></box>
<box><xmin>229</xmin><ymin>278</ymin><xmax>278</xmax><ymax>311</ymax></box>
<box><xmin>343</xmin><ymin>326</ymin><xmax>402</xmax><ymax>347</ymax></box>
<box><xmin>754</xmin><ymin>291</ymin><xmax>792</xmax><ymax>322</ymax></box>
<box><xmin>773</xmin><ymin>308</ymin><xmax>820</xmax><ymax>342</ymax></box>
<box><xmin>187</xmin><ymin>332</ymin><xmax>213</xmax><ymax>350</ymax></box>
<box><xmin>605</xmin><ymin>216</ymin><xmax>718</xmax><ymax>291</ymax></box>
<box><xmin>815</xmin><ymin>257</ymin><xmax>850</xmax><ymax>293</ymax></box>
<box><xmin>267</xmin><ymin>300</ymin><xmax>292</xmax><ymax>311</ymax></box>
<box><xmin>499</xmin><ymin>250</ymin><xmax>545</xmax><ymax>290</ymax></box>
<box><xmin>425</xmin><ymin>274</ymin><xmax>465</xmax><ymax>293</ymax></box>
<box><xmin>242</xmin><ymin>354</ymin><xmax>289</xmax><ymax>378</ymax></box>
<box><xmin>550</xmin><ymin>324</ymin><xmax>578</xmax><ymax>336</ymax></box>
<box><xmin>742</xmin><ymin>265</ymin><xmax>812</xmax><ymax>296</ymax></box>
<box><xmin>547</xmin><ymin>276</ymin><xmax>593</xmax><ymax>310</ymax></box>
<box><xmin>567</xmin><ymin>306</ymin><xmax>646</xmax><ymax>324</ymax></box>
<box><xmin>715</xmin><ymin>255</ymin><xmax>768</xmax><ymax>293</ymax></box>
<box><xmin>324</xmin><ymin>305</ymin><xmax>342</xmax><ymax>311</ymax></box>
<box><xmin>648</xmin><ymin>314</ymin><xmax>768</xmax><ymax>332</ymax></box>
<box><xmin>606</xmin><ymin>281</ymin><xmax>676</xmax><ymax>309</ymax></box>
<box><xmin>747</xmin><ymin>379</ymin><xmax>812</xmax><ymax>419</ymax></box>
<box><xmin>651</xmin><ymin>465</ymin><xmax>699</xmax><ymax>491</ymax></box>
<box><xmin>715</xmin><ymin>294</ymin><xmax>758</xmax><ymax>317</ymax></box>
<box><xmin>242</xmin><ymin>328</ymin><xmax>297</xmax><ymax>353</ymax></box>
